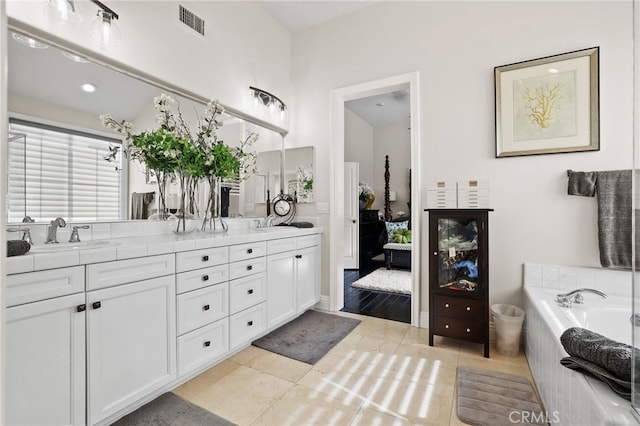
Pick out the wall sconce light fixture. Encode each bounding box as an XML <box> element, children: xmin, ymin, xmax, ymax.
<box><xmin>46</xmin><ymin>0</ymin><xmax>82</xmax><ymax>23</ymax></box>
<box><xmin>89</xmin><ymin>0</ymin><xmax>120</xmax><ymax>47</ymax></box>
<box><xmin>250</xmin><ymin>86</ymin><xmax>287</xmax><ymax>119</ymax></box>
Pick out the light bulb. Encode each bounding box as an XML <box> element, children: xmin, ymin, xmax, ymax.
<box><xmin>90</xmin><ymin>10</ymin><xmax>121</xmax><ymax>47</ymax></box>
<box><xmin>46</xmin><ymin>0</ymin><xmax>82</xmax><ymax>23</ymax></box>
<box><xmin>269</xmin><ymin>101</ymin><xmax>276</xmax><ymax>113</ymax></box>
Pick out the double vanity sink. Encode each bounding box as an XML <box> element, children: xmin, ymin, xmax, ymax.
<box><xmin>29</xmin><ymin>239</ymin><xmax>118</xmax><ymax>253</ymax></box>
<box><xmin>6</xmin><ymin>223</ymin><xmax>322</xmax><ymax>426</ymax></box>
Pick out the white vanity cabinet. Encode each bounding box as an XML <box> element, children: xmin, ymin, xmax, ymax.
<box><xmin>266</xmin><ymin>234</ymin><xmax>321</xmax><ymax>328</ymax></box>
<box><xmin>86</xmin><ymin>255</ymin><xmax>176</xmax><ymax>425</ymax></box>
<box><xmin>228</xmin><ymin>241</ymin><xmax>267</xmax><ymax>350</ymax></box>
<box><xmin>176</xmin><ymin>247</ymin><xmax>230</xmax><ymax>376</ymax></box>
<box><xmin>6</xmin><ymin>287</ymin><xmax>86</xmax><ymax>426</ymax></box>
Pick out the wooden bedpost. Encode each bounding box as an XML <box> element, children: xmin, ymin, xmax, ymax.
<box><xmin>384</xmin><ymin>155</ymin><xmax>391</xmax><ymax>221</ymax></box>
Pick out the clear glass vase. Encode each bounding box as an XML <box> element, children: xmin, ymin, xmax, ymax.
<box><xmin>148</xmin><ymin>169</ymin><xmax>170</xmax><ymax>220</ymax></box>
<box><xmin>172</xmin><ymin>173</ymin><xmax>197</xmax><ymax>234</ymax></box>
<box><xmin>202</xmin><ymin>176</ymin><xmax>228</xmax><ymax>233</ymax></box>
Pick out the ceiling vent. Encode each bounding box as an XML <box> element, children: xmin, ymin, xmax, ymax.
<box><xmin>179</xmin><ymin>5</ymin><xmax>205</xmax><ymax>36</ymax></box>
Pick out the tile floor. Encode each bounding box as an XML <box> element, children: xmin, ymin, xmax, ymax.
<box><xmin>174</xmin><ymin>312</ymin><xmax>534</xmax><ymax>426</ymax></box>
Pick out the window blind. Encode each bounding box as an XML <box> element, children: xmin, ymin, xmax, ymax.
<box><xmin>8</xmin><ymin>119</ymin><xmax>122</xmax><ymax>222</ymax></box>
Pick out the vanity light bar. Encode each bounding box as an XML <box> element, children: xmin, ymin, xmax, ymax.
<box><xmin>90</xmin><ymin>0</ymin><xmax>118</xmax><ymax>20</ymax></box>
<box><xmin>250</xmin><ymin>86</ymin><xmax>287</xmax><ymax>112</ymax></box>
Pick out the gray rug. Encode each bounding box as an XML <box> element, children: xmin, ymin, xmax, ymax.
<box><xmin>252</xmin><ymin>310</ymin><xmax>361</xmax><ymax>364</ymax></box>
<box><xmin>456</xmin><ymin>366</ymin><xmax>545</xmax><ymax>426</ymax></box>
<box><xmin>111</xmin><ymin>392</ymin><xmax>236</xmax><ymax>426</ymax></box>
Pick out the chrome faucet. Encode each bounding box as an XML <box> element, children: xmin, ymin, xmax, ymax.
<box><xmin>7</xmin><ymin>226</ymin><xmax>33</xmax><ymax>245</ymax></box>
<box><xmin>45</xmin><ymin>217</ymin><xmax>67</xmax><ymax>244</ymax></box>
<box><xmin>255</xmin><ymin>214</ymin><xmax>277</xmax><ymax>229</ymax></box>
<box><xmin>69</xmin><ymin>225</ymin><xmax>90</xmax><ymax>243</ymax></box>
<box><xmin>556</xmin><ymin>288</ymin><xmax>607</xmax><ymax>308</ymax></box>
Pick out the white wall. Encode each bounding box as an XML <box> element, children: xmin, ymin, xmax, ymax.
<box><xmin>290</xmin><ymin>1</ymin><xmax>634</xmax><ymax>308</ymax></box>
<box><xmin>344</xmin><ymin>108</ymin><xmax>374</xmax><ymax>186</ymax></box>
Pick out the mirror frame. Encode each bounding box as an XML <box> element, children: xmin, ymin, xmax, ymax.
<box><xmin>7</xmin><ymin>19</ymin><xmax>290</xmax><ymax>222</ymax></box>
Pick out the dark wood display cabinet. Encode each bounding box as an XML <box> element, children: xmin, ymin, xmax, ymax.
<box><xmin>426</xmin><ymin>209</ymin><xmax>492</xmax><ymax>357</ymax></box>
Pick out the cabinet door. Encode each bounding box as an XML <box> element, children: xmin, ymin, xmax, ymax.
<box><xmin>7</xmin><ymin>293</ymin><xmax>86</xmax><ymax>426</ymax></box>
<box><xmin>87</xmin><ymin>275</ymin><xmax>176</xmax><ymax>425</ymax></box>
<box><xmin>266</xmin><ymin>250</ymin><xmax>296</xmax><ymax>327</ymax></box>
<box><xmin>296</xmin><ymin>245</ymin><xmax>320</xmax><ymax>313</ymax></box>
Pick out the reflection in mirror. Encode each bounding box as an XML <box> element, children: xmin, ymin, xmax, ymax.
<box><xmin>7</xmin><ymin>29</ymin><xmax>283</xmax><ymax>223</ymax></box>
<box><xmin>244</xmin><ymin>146</ymin><xmax>314</xmax><ymax>213</ymax></box>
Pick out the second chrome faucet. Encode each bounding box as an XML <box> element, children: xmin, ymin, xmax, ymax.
<box><xmin>45</xmin><ymin>217</ymin><xmax>67</xmax><ymax>244</ymax></box>
<box><xmin>556</xmin><ymin>288</ymin><xmax>607</xmax><ymax>308</ymax></box>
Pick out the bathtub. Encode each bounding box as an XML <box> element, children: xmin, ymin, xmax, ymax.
<box><xmin>523</xmin><ymin>263</ymin><xmax>636</xmax><ymax>426</ymax></box>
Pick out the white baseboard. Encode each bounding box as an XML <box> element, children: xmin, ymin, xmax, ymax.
<box><xmin>316</xmin><ymin>295</ymin><xmax>330</xmax><ymax>312</ymax></box>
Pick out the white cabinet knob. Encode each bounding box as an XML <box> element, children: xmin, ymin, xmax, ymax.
<box><xmin>445</xmin><ymin>303</ymin><xmax>449</xmax><ymax>308</ymax></box>
<box><xmin>466</xmin><ymin>306</ymin><xmax>471</xmax><ymax>311</ymax></box>
<box><xmin>433</xmin><ymin>251</ymin><xmax>437</xmax><ymax>256</ymax></box>
<box><xmin>445</xmin><ymin>324</ymin><xmax>450</xmax><ymax>329</ymax></box>
<box><xmin>466</xmin><ymin>328</ymin><xmax>471</xmax><ymax>333</ymax></box>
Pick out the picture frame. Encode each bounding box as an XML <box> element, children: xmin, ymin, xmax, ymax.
<box><xmin>495</xmin><ymin>47</ymin><xmax>599</xmax><ymax>158</ymax></box>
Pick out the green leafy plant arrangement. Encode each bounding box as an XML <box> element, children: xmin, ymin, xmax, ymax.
<box><xmin>101</xmin><ymin>93</ymin><xmax>257</xmax><ymax>231</ymax></box>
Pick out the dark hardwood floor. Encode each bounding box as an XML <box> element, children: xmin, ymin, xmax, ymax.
<box><xmin>341</xmin><ymin>263</ymin><xmax>411</xmax><ymax>324</ymax></box>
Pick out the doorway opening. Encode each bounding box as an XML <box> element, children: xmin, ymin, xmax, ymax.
<box><xmin>328</xmin><ymin>72</ymin><xmax>421</xmax><ymax>327</ymax></box>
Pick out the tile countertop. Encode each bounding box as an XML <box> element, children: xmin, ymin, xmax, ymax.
<box><xmin>7</xmin><ymin>226</ymin><xmax>323</xmax><ymax>275</ymax></box>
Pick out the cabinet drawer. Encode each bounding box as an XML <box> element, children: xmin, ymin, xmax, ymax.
<box><xmin>230</xmin><ymin>273</ymin><xmax>266</xmax><ymax>315</ymax></box>
<box><xmin>86</xmin><ymin>254</ymin><xmax>174</xmax><ymax>290</ymax></box>
<box><xmin>178</xmin><ymin>318</ymin><xmax>229</xmax><ymax>376</ymax></box>
<box><xmin>297</xmin><ymin>234</ymin><xmax>320</xmax><ymax>249</ymax></box>
<box><xmin>229</xmin><ymin>303</ymin><xmax>266</xmax><ymax>350</ymax></box>
<box><xmin>432</xmin><ymin>315</ymin><xmax>483</xmax><ymax>340</ymax></box>
<box><xmin>229</xmin><ymin>242</ymin><xmax>266</xmax><ymax>262</ymax></box>
<box><xmin>176</xmin><ymin>264</ymin><xmax>229</xmax><ymax>294</ymax></box>
<box><xmin>433</xmin><ymin>296</ymin><xmax>483</xmax><ymax>320</ymax></box>
<box><xmin>229</xmin><ymin>257</ymin><xmax>266</xmax><ymax>281</ymax></box>
<box><xmin>7</xmin><ymin>266</ymin><xmax>85</xmax><ymax>307</ymax></box>
<box><xmin>176</xmin><ymin>247</ymin><xmax>228</xmax><ymax>273</ymax></box>
<box><xmin>267</xmin><ymin>238</ymin><xmax>296</xmax><ymax>255</ymax></box>
<box><xmin>177</xmin><ymin>283</ymin><xmax>229</xmax><ymax>335</ymax></box>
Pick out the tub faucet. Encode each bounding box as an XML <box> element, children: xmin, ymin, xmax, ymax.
<box><xmin>45</xmin><ymin>217</ymin><xmax>67</xmax><ymax>244</ymax></box>
<box><xmin>556</xmin><ymin>288</ymin><xmax>607</xmax><ymax>308</ymax></box>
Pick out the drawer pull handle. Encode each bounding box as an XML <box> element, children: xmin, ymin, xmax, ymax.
<box><xmin>466</xmin><ymin>306</ymin><xmax>471</xmax><ymax>311</ymax></box>
<box><xmin>77</xmin><ymin>304</ymin><xmax>86</xmax><ymax>313</ymax></box>
<box><xmin>247</xmin><ymin>265</ymin><xmax>253</xmax><ymax>271</ymax></box>
<box><xmin>247</xmin><ymin>248</ymin><xmax>253</xmax><ymax>254</ymax></box>
<box><xmin>466</xmin><ymin>328</ymin><xmax>471</xmax><ymax>333</ymax></box>
<box><xmin>247</xmin><ymin>320</ymin><xmax>254</xmax><ymax>326</ymax></box>
<box><xmin>444</xmin><ymin>303</ymin><xmax>449</xmax><ymax>308</ymax></box>
<box><xmin>204</xmin><ymin>341</ymin><xmax>211</xmax><ymax>347</ymax></box>
<box><xmin>202</xmin><ymin>255</ymin><xmax>209</xmax><ymax>262</ymax></box>
<box><xmin>203</xmin><ymin>305</ymin><xmax>210</xmax><ymax>311</ymax></box>
<box><xmin>248</xmin><ymin>289</ymin><xmax>254</xmax><ymax>295</ymax></box>
<box><xmin>92</xmin><ymin>301</ymin><xmax>101</xmax><ymax>310</ymax></box>
<box><xmin>202</xmin><ymin>275</ymin><xmax>209</xmax><ymax>282</ymax></box>
<box><xmin>433</xmin><ymin>251</ymin><xmax>438</xmax><ymax>256</ymax></box>
<box><xmin>445</xmin><ymin>324</ymin><xmax>449</xmax><ymax>329</ymax></box>
<box><xmin>295</xmin><ymin>254</ymin><xmax>302</xmax><ymax>259</ymax></box>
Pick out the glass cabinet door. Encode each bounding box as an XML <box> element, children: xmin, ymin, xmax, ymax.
<box><xmin>436</xmin><ymin>217</ymin><xmax>481</xmax><ymax>294</ymax></box>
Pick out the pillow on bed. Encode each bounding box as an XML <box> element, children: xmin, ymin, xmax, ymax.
<box><xmin>385</xmin><ymin>220</ymin><xmax>409</xmax><ymax>243</ymax></box>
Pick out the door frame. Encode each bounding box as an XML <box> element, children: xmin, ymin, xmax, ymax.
<box><xmin>328</xmin><ymin>72</ymin><xmax>421</xmax><ymax>327</ymax></box>
<box><xmin>343</xmin><ymin>162</ymin><xmax>359</xmax><ymax>270</ymax></box>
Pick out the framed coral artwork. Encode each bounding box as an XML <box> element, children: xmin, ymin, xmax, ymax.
<box><xmin>494</xmin><ymin>47</ymin><xmax>599</xmax><ymax>157</ymax></box>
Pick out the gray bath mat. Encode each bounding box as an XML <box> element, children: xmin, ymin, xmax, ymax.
<box><xmin>456</xmin><ymin>366</ymin><xmax>545</xmax><ymax>426</ymax></box>
<box><xmin>111</xmin><ymin>392</ymin><xmax>236</xmax><ymax>426</ymax></box>
<box><xmin>252</xmin><ymin>310</ymin><xmax>361</xmax><ymax>364</ymax></box>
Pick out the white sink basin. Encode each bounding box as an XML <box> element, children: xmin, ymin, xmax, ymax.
<box><xmin>29</xmin><ymin>240</ymin><xmax>117</xmax><ymax>253</ymax></box>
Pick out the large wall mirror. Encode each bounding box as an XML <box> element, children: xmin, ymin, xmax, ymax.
<box><xmin>6</xmin><ymin>28</ymin><xmax>305</xmax><ymax>223</ymax></box>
